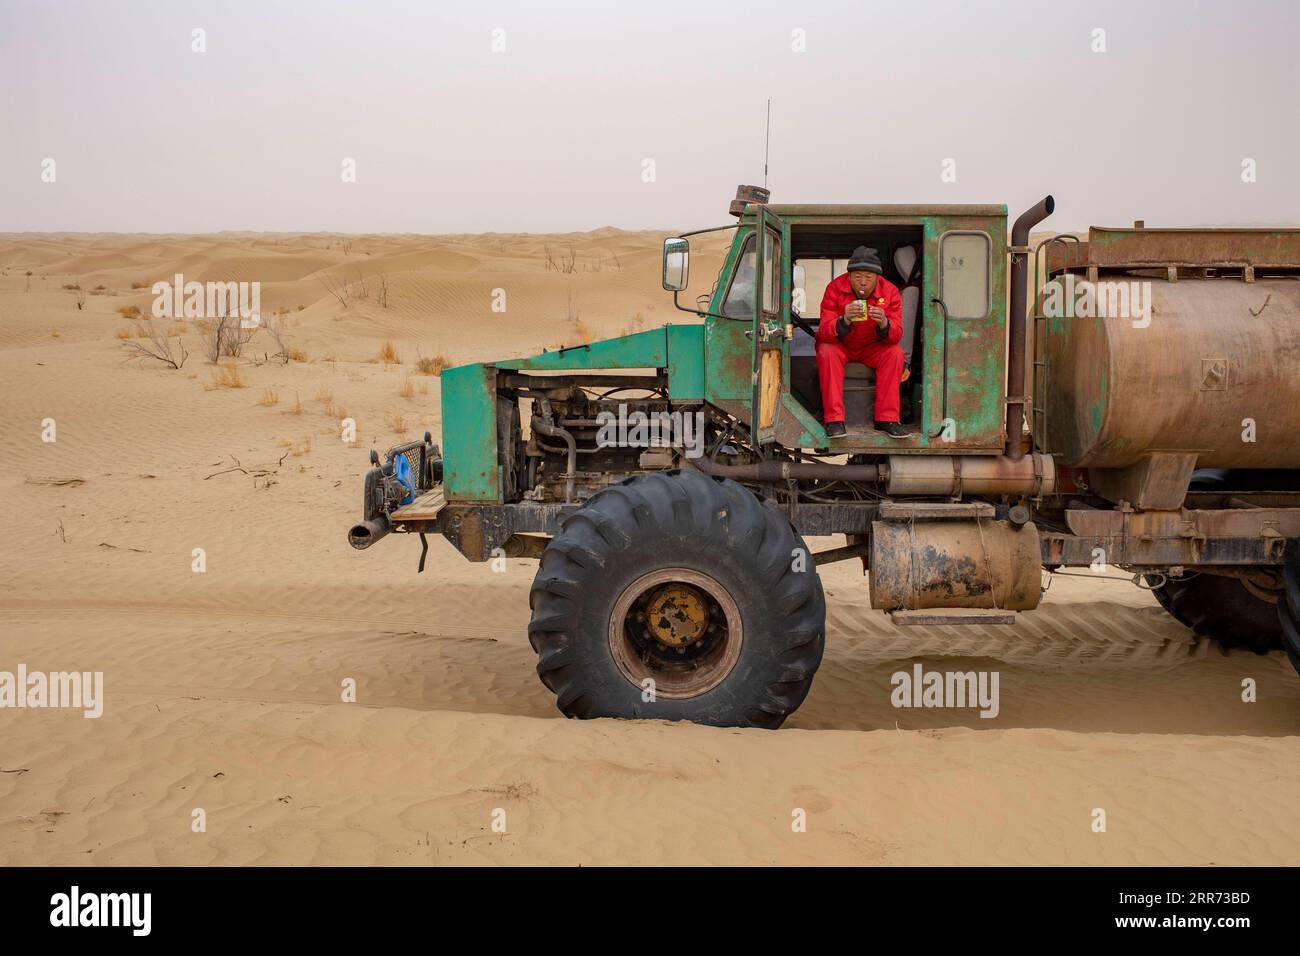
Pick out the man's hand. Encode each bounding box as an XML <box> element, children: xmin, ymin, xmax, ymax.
<box><xmin>868</xmin><ymin>305</ymin><xmax>888</xmax><ymax>329</ymax></box>
<box><xmin>843</xmin><ymin>300</ymin><xmax>866</xmax><ymax>321</ymax></box>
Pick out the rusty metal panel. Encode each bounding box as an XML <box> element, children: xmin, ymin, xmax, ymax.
<box><xmin>1088</xmin><ymin>452</ymin><xmax>1198</xmax><ymax>511</ymax></box>
<box><xmin>1063</xmin><ymin>506</ymin><xmax>1300</xmax><ymax>542</ymax></box>
<box><xmin>1088</xmin><ymin>227</ymin><xmax>1300</xmax><ymax>268</ymax></box>
<box><xmin>1042</xmin><ymin>506</ymin><xmax>1300</xmax><ymax>567</ymax></box>
<box><xmin>878</xmin><ymin>501</ymin><xmax>996</xmax><ymax>519</ymax></box>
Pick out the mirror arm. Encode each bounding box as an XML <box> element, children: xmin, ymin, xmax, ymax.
<box><xmin>672</xmin><ymin>290</ymin><xmax>732</xmax><ymax>321</ymax></box>
<box><xmin>663</xmin><ymin>222</ymin><xmax>744</xmax><ymax>320</ymax></box>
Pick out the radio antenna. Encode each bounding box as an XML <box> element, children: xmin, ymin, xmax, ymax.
<box><xmin>763</xmin><ymin>99</ymin><xmax>771</xmax><ymax>188</ymax></box>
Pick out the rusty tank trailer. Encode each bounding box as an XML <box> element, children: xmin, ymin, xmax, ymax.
<box><xmin>1043</xmin><ymin>277</ymin><xmax>1300</xmax><ymax>473</ymax></box>
<box><xmin>348</xmin><ymin>188</ymin><xmax>1300</xmax><ymax>727</ymax></box>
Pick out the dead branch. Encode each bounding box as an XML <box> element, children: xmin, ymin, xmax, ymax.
<box><xmin>121</xmin><ymin>319</ymin><xmax>189</xmax><ymax>369</ymax></box>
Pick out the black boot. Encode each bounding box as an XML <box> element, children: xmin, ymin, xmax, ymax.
<box><xmin>874</xmin><ymin>421</ymin><xmax>913</xmax><ymax>439</ymax></box>
<box><xmin>824</xmin><ymin>421</ymin><xmax>847</xmax><ymax>439</ymax></box>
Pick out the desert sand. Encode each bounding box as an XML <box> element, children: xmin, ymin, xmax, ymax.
<box><xmin>1</xmin><ymin>231</ymin><xmax>1298</xmax><ymax>866</ymax></box>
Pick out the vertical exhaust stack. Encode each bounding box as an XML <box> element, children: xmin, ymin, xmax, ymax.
<box><xmin>1006</xmin><ymin>195</ymin><xmax>1055</xmax><ymax>460</ymax></box>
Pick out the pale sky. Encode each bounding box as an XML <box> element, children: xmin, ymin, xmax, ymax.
<box><xmin>2</xmin><ymin>0</ymin><xmax>1296</xmax><ymax>234</ymax></box>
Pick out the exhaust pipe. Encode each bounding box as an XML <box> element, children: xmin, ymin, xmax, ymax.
<box><xmin>531</xmin><ymin>408</ymin><xmax>576</xmax><ymax>503</ymax></box>
<box><xmin>694</xmin><ymin>453</ymin><xmax>1052</xmax><ymax>497</ymax></box>
<box><xmin>1007</xmin><ymin>195</ymin><xmax>1055</xmax><ymax>460</ymax></box>
<box><xmin>693</xmin><ymin>456</ymin><xmax>883</xmax><ymax>483</ymax></box>
<box><xmin>348</xmin><ymin>515</ymin><xmax>391</xmax><ymax>550</ymax></box>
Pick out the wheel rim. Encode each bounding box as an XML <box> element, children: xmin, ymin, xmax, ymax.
<box><xmin>607</xmin><ymin>567</ymin><xmax>743</xmax><ymax>700</ymax></box>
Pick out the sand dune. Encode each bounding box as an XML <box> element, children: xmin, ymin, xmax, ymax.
<box><xmin>2</xmin><ymin>230</ymin><xmax>1298</xmax><ymax>866</ymax></box>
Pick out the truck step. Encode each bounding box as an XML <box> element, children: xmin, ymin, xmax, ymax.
<box><xmin>391</xmin><ymin>488</ymin><xmax>446</xmax><ymax>522</ymax></box>
<box><xmin>889</xmin><ymin>608</ymin><xmax>1016</xmax><ymax>626</ymax></box>
<box><xmin>879</xmin><ymin>501</ymin><xmax>997</xmax><ymax>520</ymax></box>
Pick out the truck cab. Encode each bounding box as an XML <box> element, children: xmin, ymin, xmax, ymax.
<box><xmin>668</xmin><ymin>198</ymin><xmax>1011</xmax><ymax>453</ymax></box>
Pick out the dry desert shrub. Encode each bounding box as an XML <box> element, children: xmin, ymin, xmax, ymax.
<box><xmin>117</xmin><ymin>305</ymin><xmax>142</xmax><ymax>319</ymax></box>
<box><xmin>414</xmin><ymin>352</ymin><xmax>450</xmax><ymax>376</ymax></box>
<box><xmin>289</xmin><ymin>391</ymin><xmax>304</xmax><ymax>415</ymax></box>
<box><xmin>130</xmin><ymin>281</ymin><xmax>150</xmax><ymax>290</ymax></box>
<box><xmin>277</xmin><ymin>434</ymin><xmax>313</xmax><ymax>457</ymax></box>
<box><xmin>376</xmin><ymin>340</ymin><xmax>401</xmax><ymax>365</ymax></box>
<box><xmin>544</xmin><ymin>245</ymin><xmax>577</xmax><ymax>273</ymax></box>
<box><xmin>386</xmin><ymin>412</ymin><xmax>408</xmax><ymax>434</ymax></box>
<box><xmin>324</xmin><ymin>400</ymin><xmax>348</xmax><ymax>419</ymax></box>
<box><xmin>199</xmin><ymin>314</ymin><xmax>255</xmax><ymax>363</ymax></box>
<box><xmin>314</xmin><ymin>387</ymin><xmax>334</xmax><ymax>403</ymax></box>
<box><xmin>61</xmin><ymin>283</ymin><xmax>81</xmax><ymax>290</ymax></box>
<box><xmin>352</xmin><ymin>273</ymin><xmax>370</xmax><ymax>301</ymax></box>
<box><xmin>318</xmin><ymin>272</ymin><xmax>350</xmax><ymax>307</ymax></box>
<box><xmin>261</xmin><ymin>312</ymin><xmax>296</xmax><ymax>365</ymax></box>
<box><xmin>286</xmin><ymin>347</ymin><xmax>309</xmax><ymax>362</ymax></box>
<box><xmin>209</xmin><ymin>361</ymin><xmax>246</xmax><ymax>389</ymax></box>
<box><xmin>119</xmin><ymin>319</ymin><xmax>189</xmax><ymax>369</ymax></box>
<box><xmin>398</xmin><ymin>377</ymin><xmax>416</xmax><ymax>399</ymax></box>
<box><xmin>114</xmin><ymin>327</ymin><xmax>135</xmax><ymax>340</ymax></box>
<box><xmin>257</xmin><ymin>387</ymin><xmax>280</xmax><ymax>407</ymax></box>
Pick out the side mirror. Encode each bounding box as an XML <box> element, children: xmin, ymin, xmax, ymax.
<box><xmin>662</xmin><ymin>237</ymin><xmax>689</xmax><ymax>292</ymax></box>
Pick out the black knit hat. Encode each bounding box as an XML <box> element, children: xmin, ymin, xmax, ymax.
<box><xmin>847</xmin><ymin>246</ymin><xmax>884</xmax><ymax>275</ymax></box>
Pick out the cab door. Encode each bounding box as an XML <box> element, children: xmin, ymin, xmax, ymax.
<box><xmin>751</xmin><ymin>207</ymin><xmax>787</xmax><ymax>445</ymax></box>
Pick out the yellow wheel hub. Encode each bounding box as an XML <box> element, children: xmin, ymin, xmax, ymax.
<box><xmin>644</xmin><ymin>584</ymin><xmax>710</xmax><ymax>647</ymax></box>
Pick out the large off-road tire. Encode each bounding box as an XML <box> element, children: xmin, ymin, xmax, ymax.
<box><xmin>1147</xmin><ymin>571</ymin><xmax>1283</xmax><ymax>654</ymax></box>
<box><xmin>1279</xmin><ymin>541</ymin><xmax>1300</xmax><ymax>675</ymax></box>
<box><xmin>527</xmin><ymin>470</ymin><xmax>826</xmax><ymax>728</ymax></box>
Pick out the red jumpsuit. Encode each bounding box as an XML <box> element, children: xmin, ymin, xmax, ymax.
<box><xmin>815</xmin><ymin>272</ymin><xmax>904</xmax><ymax>424</ymax></box>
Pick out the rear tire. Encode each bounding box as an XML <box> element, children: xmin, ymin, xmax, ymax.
<box><xmin>1147</xmin><ymin>571</ymin><xmax>1282</xmax><ymax>654</ymax></box>
<box><xmin>528</xmin><ymin>470</ymin><xmax>826</xmax><ymax>728</ymax></box>
<box><xmin>1280</xmin><ymin>542</ymin><xmax>1300</xmax><ymax>675</ymax></box>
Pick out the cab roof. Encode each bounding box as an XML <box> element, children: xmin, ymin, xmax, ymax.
<box><xmin>762</xmin><ymin>203</ymin><xmax>1007</xmax><ymax>218</ymax></box>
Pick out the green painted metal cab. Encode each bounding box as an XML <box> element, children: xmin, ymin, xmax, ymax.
<box><xmin>440</xmin><ymin>201</ymin><xmax>1010</xmax><ymax>503</ymax></box>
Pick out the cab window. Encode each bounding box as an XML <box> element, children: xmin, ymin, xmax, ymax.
<box><xmin>722</xmin><ymin>232</ymin><xmax>780</xmax><ymax>317</ymax></box>
<box><xmin>939</xmin><ymin>231</ymin><xmax>991</xmax><ymax>319</ymax></box>
<box><xmin>722</xmin><ymin>235</ymin><xmax>755</xmax><ymax>317</ymax></box>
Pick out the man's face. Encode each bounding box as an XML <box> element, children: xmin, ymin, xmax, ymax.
<box><xmin>849</xmin><ymin>270</ymin><xmax>878</xmax><ymax>298</ymax></box>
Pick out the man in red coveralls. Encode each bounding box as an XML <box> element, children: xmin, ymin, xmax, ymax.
<box><xmin>816</xmin><ymin>245</ymin><xmax>913</xmax><ymax>439</ymax></box>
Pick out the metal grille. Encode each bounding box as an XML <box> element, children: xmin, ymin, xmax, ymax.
<box><xmin>386</xmin><ymin>440</ymin><xmax>427</xmax><ymax>491</ymax></box>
